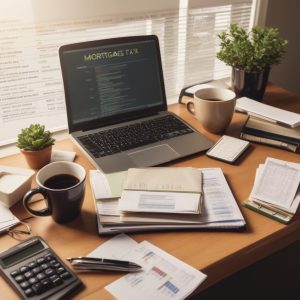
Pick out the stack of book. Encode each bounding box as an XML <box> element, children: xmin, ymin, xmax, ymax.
<box><xmin>237</xmin><ymin>97</ymin><xmax>300</xmax><ymax>153</ymax></box>
<box><xmin>243</xmin><ymin>157</ymin><xmax>300</xmax><ymax>224</ymax></box>
<box><xmin>89</xmin><ymin>167</ymin><xmax>246</xmax><ymax>234</ymax></box>
<box><xmin>240</xmin><ymin>116</ymin><xmax>300</xmax><ymax>153</ymax></box>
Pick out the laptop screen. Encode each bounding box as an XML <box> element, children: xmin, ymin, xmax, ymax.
<box><xmin>59</xmin><ymin>36</ymin><xmax>167</xmax><ymax>132</ymax></box>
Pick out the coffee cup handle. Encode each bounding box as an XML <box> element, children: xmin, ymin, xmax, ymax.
<box><xmin>23</xmin><ymin>187</ymin><xmax>52</xmax><ymax>217</ymax></box>
<box><xmin>186</xmin><ymin>100</ymin><xmax>195</xmax><ymax>115</ymax></box>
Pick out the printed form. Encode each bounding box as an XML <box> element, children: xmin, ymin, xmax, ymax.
<box><xmin>119</xmin><ymin>167</ymin><xmax>202</xmax><ymax>214</ymax></box>
<box><xmin>87</xmin><ymin>234</ymin><xmax>207</xmax><ymax>300</ymax></box>
<box><xmin>251</xmin><ymin>158</ymin><xmax>300</xmax><ymax>209</ymax></box>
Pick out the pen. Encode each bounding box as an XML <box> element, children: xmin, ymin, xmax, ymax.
<box><xmin>66</xmin><ymin>256</ymin><xmax>142</xmax><ymax>272</ymax></box>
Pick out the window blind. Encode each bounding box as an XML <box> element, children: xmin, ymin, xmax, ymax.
<box><xmin>0</xmin><ymin>0</ymin><xmax>253</xmax><ymax>146</ymax></box>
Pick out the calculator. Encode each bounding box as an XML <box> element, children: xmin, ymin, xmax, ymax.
<box><xmin>0</xmin><ymin>236</ymin><xmax>83</xmax><ymax>300</ymax></box>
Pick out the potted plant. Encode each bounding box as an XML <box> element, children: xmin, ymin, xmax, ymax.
<box><xmin>17</xmin><ymin>124</ymin><xmax>55</xmax><ymax>169</ymax></box>
<box><xmin>217</xmin><ymin>23</ymin><xmax>288</xmax><ymax>101</ymax></box>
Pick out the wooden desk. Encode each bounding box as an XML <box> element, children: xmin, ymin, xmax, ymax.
<box><xmin>1</xmin><ymin>84</ymin><xmax>300</xmax><ymax>299</ymax></box>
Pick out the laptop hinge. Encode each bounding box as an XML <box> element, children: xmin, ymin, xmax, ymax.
<box><xmin>81</xmin><ymin>111</ymin><xmax>161</xmax><ymax>132</ymax></box>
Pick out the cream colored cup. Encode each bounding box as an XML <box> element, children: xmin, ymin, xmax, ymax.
<box><xmin>186</xmin><ymin>88</ymin><xmax>236</xmax><ymax>134</ymax></box>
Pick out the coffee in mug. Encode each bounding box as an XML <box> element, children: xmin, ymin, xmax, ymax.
<box><xmin>23</xmin><ymin>161</ymin><xmax>86</xmax><ymax>223</ymax></box>
<box><xmin>44</xmin><ymin>174</ymin><xmax>80</xmax><ymax>189</ymax></box>
<box><xmin>186</xmin><ymin>88</ymin><xmax>236</xmax><ymax>134</ymax></box>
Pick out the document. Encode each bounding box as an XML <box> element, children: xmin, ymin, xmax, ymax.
<box><xmin>90</xmin><ymin>170</ymin><xmax>126</xmax><ymax>199</ymax></box>
<box><xmin>0</xmin><ymin>203</ymin><xmax>20</xmax><ymax>234</ymax></box>
<box><xmin>124</xmin><ymin>167</ymin><xmax>202</xmax><ymax>193</ymax></box>
<box><xmin>244</xmin><ymin>157</ymin><xmax>300</xmax><ymax>224</ymax></box>
<box><xmin>90</xmin><ymin>168</ymin><xmax>246</xmax><ymax>233</ymax></box>
<box><xmin>119</xmin><ymin>191</ymin><xmax>201</xmax><ymax>214</ymax></box>
<box><xmin>97</xmin><ymin>234</ymin><xmax>207</xmax><ymax>300</ymax></box>
<box><xmin>250</xmin><ymin>158</ymin><xmax>300</xmax><ymax>209</ymax></box>
<box><xmin>236</xmin><ymin>97</ymin><xmax>300</xmax><ymax>128</ymax></box>
<box><xmin>119</xmin><ymin>167</ymin><xmax>202</xmax><ymax>214</ymax></box>
<box><xmin>88</xmin><ymin>233</ymin><xmax>138</xmax><ymax>260</ymax></box>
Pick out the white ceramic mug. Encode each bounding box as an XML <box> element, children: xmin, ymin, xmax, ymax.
<box><xmin>186</xmin><ymin>88</ymin><xmax>236</xmax><ymax>134</ymax></box>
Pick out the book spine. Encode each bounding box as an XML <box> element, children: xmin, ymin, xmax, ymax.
<box><xmin>240</xmin><ymin>133</ymin><xmax>299</xmax><ymax>153</ymax></box>
<box><xmin>242</xmin><ymin>127</ymin><xmax>300</xmax><ymax>144</ymax></box>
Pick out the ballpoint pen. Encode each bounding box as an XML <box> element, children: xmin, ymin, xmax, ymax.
<box><xmin>66</xmin><ymin>256</ymin><xmax>143</xmax><ymax>272</ymax></box>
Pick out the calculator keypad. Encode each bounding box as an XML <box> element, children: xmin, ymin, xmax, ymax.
<box><xmin>10</xmin><ymin>251</ymin><xmax>72</xmax><ymax>297</ymax></box>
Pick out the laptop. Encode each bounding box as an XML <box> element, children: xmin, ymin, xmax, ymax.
<box><xmin>59</xmin><ymin>35</ymin><xmax>213</xmax><ymax>173</ymax></box>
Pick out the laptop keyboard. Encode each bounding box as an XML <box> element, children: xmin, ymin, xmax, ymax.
<box><xmin>77</xmin><ymin>115</ymin><xmax>193</xmax><ymax>158</ymax></box>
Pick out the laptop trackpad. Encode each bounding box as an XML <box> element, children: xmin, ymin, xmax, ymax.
<box><xmin>128</xmin><ymin>144</ymin><xmax>180</xmax><ymax>167</ymax></box>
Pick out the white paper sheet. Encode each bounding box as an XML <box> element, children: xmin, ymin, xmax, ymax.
<box><xmin>88</xmin><ymin>233</ymin><xmax>138</xmax><ymax>260</ymax></box>
<box><xmin>0</xmin><ymin>203</ymin><xmax>20</xmax><ymax>234</ymax></box>
<box><xmin>236</xmin><ymin>97</ymin><xmax>300</xmax><ymax>128</ymax></box>
<box><xmin>97</xmin><ymin>199</ymin><xmax>120</xmax><ymax>216</ymax></box>
<box><xmin>124</xmin><ymin>167</ymin><xmax>202</xmax><ymax>193</ymax></box>
<box><xmin>251</xmin><ymin>158</ymin><xmax>300</xmax><ymax>208</ymax></box>
<box><xmin>119</xmin><ymin>190</ymin><xmax>201</xmax><ymax>214</ymax></box>
<box><xmin>103</xmin><ymin>237</ymin><xmax>207</xmax><ymax>300</ymax></box>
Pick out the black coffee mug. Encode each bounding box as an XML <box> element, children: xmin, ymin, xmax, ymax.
<box><xmin>23</xmin><ymin>161</ymin><xmax>86</xmax><ymax>223</ymax></box>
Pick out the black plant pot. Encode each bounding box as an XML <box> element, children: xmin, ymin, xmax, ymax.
<box><xmin>231</xmin><ymin>67</ymin><xmax>270</xmax><ymax>101</ymax></box>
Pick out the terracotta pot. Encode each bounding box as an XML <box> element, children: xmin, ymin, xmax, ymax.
<box><xmin>231</xmin><ymin>67</ymin><xmax>270</xmax><ymax>101</ymax></box>
<box><xmin>21</xmin><ymin>146</ymin><xmax>52</xmax><ymax>169</ymax></box>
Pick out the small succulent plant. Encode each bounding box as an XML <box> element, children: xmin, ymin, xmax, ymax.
<box><xmin>16</xmin><ymin>124</ymin><xmax>55</xmax><ymax>151</ymax></box>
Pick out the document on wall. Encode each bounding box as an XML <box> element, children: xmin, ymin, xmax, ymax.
<box><xmin>99</xmin><ymin>234</ymin><xmax>207</xmax><ymax>300</ymax></box>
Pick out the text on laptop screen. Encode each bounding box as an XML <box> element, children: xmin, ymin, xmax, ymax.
<box><xmin>62</xmin><ymin>40</ymin><xmax>165</xmax><ymax>126</ymax></box>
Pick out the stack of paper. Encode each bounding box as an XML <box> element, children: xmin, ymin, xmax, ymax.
<box><xmin>236</xmin><ymin>97</ymin><xmax>300</xmax><ymax>128</ymax></box>
<box><xmin>88</xmin><ymin>233</ymin><xmax>207</xmax><ymax>300</ymax></box>
<box><xmin>90</xmin><ymin>167</ymin><xmax>246</xmax><ymax>234</ymax></box>
<box><xmin>119</xmin><ymin>167</ymin><xmax>203</xmax><ymax>222</ymax></box>
<box><xmin>244</xmin><ymin>157</ymin><xmax>300</xmax><ymax>224</ymax></box>
<box><xmin>0</xmin><ymin>203</ymin><xmax>20</xmax><ymax>234</ymax></box>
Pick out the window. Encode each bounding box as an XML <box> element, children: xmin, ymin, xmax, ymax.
<box><xmin>0</xmin><ymin>0</ymin><xmax>254</xmax><ymax>146</ymax></box>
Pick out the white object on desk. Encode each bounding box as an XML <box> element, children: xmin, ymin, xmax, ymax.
<box><xmin>206</xmin><ymin>135</ymin><xmax>250</xmax><ymax>163</ymax></box>
<box><xmin>119</xmin><ymin>167</ymin><xmax>202</xmax><ymax>214</ymax></box>
<box><xmin>88</xmin><ymin>233</ymin><xmax>138</xmax><ymax>260</ymax></box>
<box><xmin>0</xmin><ymin>203</ymin><xmax>20</xmax><ymax>233</ymax></box>
<box><xmin>119</xmin><ymin>190</ymin><xmax>201</xmax><ymax>214</ymax></box>
<box><xmin>90</xmin><ymin>168</ymin><xmax>246</xmax><ymax>234</ymax></box>
<box><xmin>236</xmin><ymin>97</ymin><xmax>300</xmax><ymax>128</ymax></box>
<box><xmin>0</xmin><ymin>166</ymin><xmax>35</xmax><ymax>207</ymax></box>
<box><xmin>50</xmin><ymin>150</ymin><xmax>76</xmax><ymax>162</ymax></box>
<box><xmin>89</xmin><ymin>234</ymin><xmax>207</xmax><ymax>300</ymax></box>
<box><xmin>250</xmin><ymin>158</ymin><xmax>300</xmax><ymax>209</ymax></box>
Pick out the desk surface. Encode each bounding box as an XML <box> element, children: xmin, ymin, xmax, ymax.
<box><xmin>1</xmin><ymin>84</ymin><xmax>300</xmax><ymax>299</ymax></box>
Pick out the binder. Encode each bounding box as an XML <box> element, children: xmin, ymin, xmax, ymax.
<box><xmin>243</xmin><ymin>200</ymin><xmax>292</xmax><ymax>224</ymax></box>
<box><xmin>240</xmin><ymin>116</ymin><xmax>300</xmax><ymax>153</ymax></box>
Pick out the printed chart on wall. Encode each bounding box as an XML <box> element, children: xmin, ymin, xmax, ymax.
<box><xmin>0</xmin><ymin>0</ymin><xmax>67</xmax><ymax>144</ymax></box>
<box><xmin>0</xmin><ymin>0</ymin><xmax>253</xmax><ymax>145</ymax></box>
<box><xmin>0</xmin><ymin>0</ymin><xmax>154</xmax><ymax>145</ymax></box>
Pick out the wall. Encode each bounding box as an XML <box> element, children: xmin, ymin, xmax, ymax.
<box><xmin>265</xmin><ymin>0</ymin><xmax>300</xmax><ymax>96</ymax></box>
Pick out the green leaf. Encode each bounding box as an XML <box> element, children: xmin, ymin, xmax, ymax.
<box><xmin>16</xmin><ymin>124</ymin><xmax>55</xmax><ymax>150</ymax></box>
<box><xmin>216</xmin><ymin>23</ymin><xmax>288</xmax><ymax>72</ymax></box>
